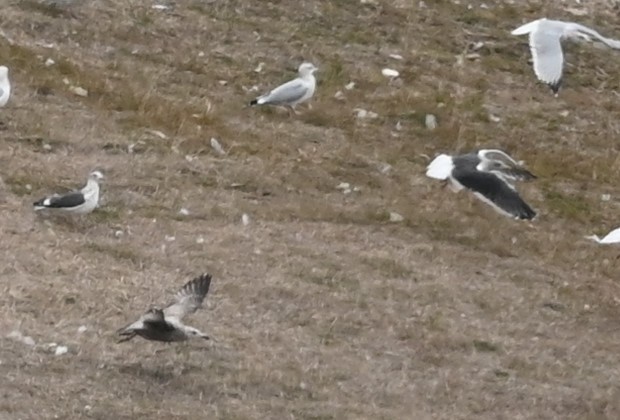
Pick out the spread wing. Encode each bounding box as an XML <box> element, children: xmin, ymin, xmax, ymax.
<box><xmin>529</xmin><ymin>29</ymin><xmax>564</xmax><ymax>90</ymax></box>
<box><xmin>34</xmin><ymin>191</ymin><xmax>85</xmax><ymax>209</ymax></box>
<box><xmin>258</xmin><ymin>79</ymin><xmax>308</xmax><ymax>105</ymax></box>
<box><xmin>453</xmin><ymin>169</ymin><xmax>536</xmax><ymax>220</ymax></box>
<box><xmin>163</xmin><ymin>273</ymin><xmax>212</xmax><ymax>321</ymax></box>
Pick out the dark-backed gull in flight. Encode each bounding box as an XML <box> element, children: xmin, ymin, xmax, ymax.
<box><xmin>117</xmin><ymin>273</ymin><xmax>212</xmax><ymax>343</ymax></box>
<box><xmin>511</xmin><ymin>18</ymin><xmax>620</xmax><ymax>94</ymax></box>
<box><xmin>33</xmin><ymin>170</ymin><xmax>103</xmax><ymax>214</ymax></box>
<box><xmin>0</xmin><ymin>66</ymin><xmax>11</xmax><ymax>107</ymax></box>
<box><xmin>249</xmin><ymin>62</ymin><xmax>318</xmax><ymax>113</ymax></box>
<box><xmin>426</xmin><ymin>149</ymin><xmax>537</xmax><ymax>220</ymax></box>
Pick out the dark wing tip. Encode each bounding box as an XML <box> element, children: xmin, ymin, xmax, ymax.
<box><xmin>33</xmin><ymin>198</ymin><xmax>45</xmax><ymax>207</ymax></box>
<box><xmin>549</xmin><ymin>80</ymin><xmax>561</xmax><ymax>94</ymax></box>
<box><xmin>249</xmin><ymin>99</ymin><xmax>258</xmax><ymax>106</ymax></box>
<box><xmin>182</xmin><ymin>273</ymin><xmax>212</xmax><ymax>299</ymax></box>
<box><xmin>516</xmin><ymin>202</ymin><xmax>537</xmax><ymax>220</ymax></box>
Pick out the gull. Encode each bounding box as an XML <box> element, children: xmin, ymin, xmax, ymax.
<box><xmin>511</xmin><ymin>18</ymin><xmax>620</xmax><ymax>94</ymax></box>
<box><xmin>33</xmin><ymin>170</ymin><xmax>103</xmax><ymax>214</ymax></box>
<box><xmin>0</xmin><ymin>66</ymin><xmax>10</xmax><ymax>107</ymax></box>
<box><xmin>249</xmin><ymin>62</ymin><xmax>318</xmax><ymax>114</ymax></box>
<box><xmin>426</xmin><ymin>149</ymin><xmax>537</xmax><ymax>220</ymax></box>
<box><xmin>117</xmin><ymin>273</ymin><xmax>212</xmax><ymax>343</ymax></box>
<box><xmin>586</xmin><ymin>227</ymin><xmax>620</xmax><ymax>244</ymax></box>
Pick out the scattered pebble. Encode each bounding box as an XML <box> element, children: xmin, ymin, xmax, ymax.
<box><xmin>344</xmin><ymin>82</ymin><xmax>355</xmax><ymax>90</ymax></box>
<box><xmin>70</xmin><ymin>86</ymin><xmax>88</xmax><ymax>97</ymax></box>
<box><xmin>44</xmin><ymin>58</ymin><xmax>55</xmax><ymax>67</ymax></box>
<box><xmin>253</xmin><ymin>62</ymin><xmax>265</xmax><ymax>73</ymax></box>
<box><xmin>164</xmin><ymin>235</ymin><xmax>176</xmax><ymax>242</ymax></box>
<box><xmin>196</xmin><ymin>236</ymin><xmax>205</xmax><ymax>244</ymax></box>
<box><xmin>377</xmin><ymin>162</ymin><xmax>393</xmax><ymax>174</ymax></box>
<box><xmin>601</xmin><ymin>194</ymin><xmax>611</xmax><ymax>202</ymax></box>
<box><xmin>336</xmin><ymin>182</ymin><xmax>351</xmax><ymax>191</ymax></box>
<box><xmin>147</xmin><ymin>129</ymin><xmax>168</xmax><ymax>140</ymax></box>
<box><xmin>381</xmin><ymin>68</ymin><xmax>399</xmax><ymax>79</ymax></box>
<box><xmin>489</xmin><ymin>114</ymin><xmax>501</xmax><ymax>123</ymax></box>
<box><xmin>210</xmin><ymin>137</ymin><xmax>226</xmax><ymax>156</ymax></box>
<box><xmin>114</xmin><ymin>230</ymin><xmax>123</xmax><ymax>238</ymax></box>
<box><xmin>7</xmin><ymin>330</ymin><xmax>35</xmax><ymax>347</ymax></box>
<box><xmin>218</xmin><ymin>80</ymin><xmax>228</xmax><ymax>86</ymax></box>
<box><xmin>388</xmin><ymin>53</ymin><xmax>403</xmax><ymax>60</ymax></box>
<box><xmin>389</xmin><ymin>212</ymin><xmax>404</xmax><ymax>222</ymax></box>
<box><xmin>54</xmin><ymin>345</ymin><xmax>68</xmax><ymax>356</ymax></box>
<box><xmin>178</xmin><ymin>208</ymin><xmax>190</xmax><ymax>216</ymax></box>
<box><xmin>241</xmin><ymin>213</ymin><xmax>250</xmax><ymax>226</ymax></box>
<box><xmin>353</xmin><ymin>108</ymin><xmax>378</xmax><ymax>119</ymax></box>
<box><xmin>334</xmin><ymin>90</ymin><xmax>345</xmax><ymax>101</ymax></box>
<box><xmin>77</xmin><ymin>326</ymin><xmax>88</xmax><ymax>334</ymax></box>
<box><xmin>152</xmin><ymin>4</ymin><xmax>170</xmax><ymax>10</ymax></box>
<box><xmin>425</xmin><ymin>114</ymin><xmax>437</xmax><ymax>130</ymax></box>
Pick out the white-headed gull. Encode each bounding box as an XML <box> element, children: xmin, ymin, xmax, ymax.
<box><xmin>117</xmin><ymin>273</ymin><xmax>212</xmax><ymax>343</ymax></box>
<box><xmin>33</xmin><ymin>170</ymin><xmax>103</xmax><ymax>214</ymax></box>
<box><xmin>426</xmin><ymin>149</ymin><xmax>537</xmax><ymax>220</ymax></box>
<box><xmin>511</xmin><ymin>18</ymin><xmax>620</xmax><ymax>94</ymax></box>
<box><xmin>249</xmin><ymin>62</ymin><xmax>318</xmax><ymax>113</ymax></box>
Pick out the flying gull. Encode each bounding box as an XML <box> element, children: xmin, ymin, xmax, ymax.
<box><xmin>249</xmin><ymin>62</ymin><xmax>318</xmax><ymax>114</ymax></box>
<box><xmin>0</xmin><ymin>66</ymin><xmax>10</xmax><ymax>107</ymax></box>
<box><xmin>511</xmin><ymin>18</ymin><xmax>620</xmax><ymax>94</ymax></box>
<box><xmin>426</xmin><ymin>149</ymin><xmax>537</xmax><ymax>220</ymax></box>
<box><xmin>586</xmin><ymin>227</ymin><xmax>620</xmax><ymax>244</ymax></box>
<box><xmin>117</xmin><ymin>273</ymin><xmax>212</xmax><ymax>343</ymax></box>
<box><xmin>33</xmin><ymin>170</ymin><xmax>103</xmax><ymax>214</ymax></box>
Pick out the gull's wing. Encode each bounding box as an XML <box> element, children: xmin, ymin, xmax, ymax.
<box><xmin>33</xmin><ymin>191</ymin><xmax>85</xmax><ymax>209</ymax></box>
<box><xmin>478</xmin><ymin>150</ymin><xmax>537</xmax><ymax>183</ymax></box>
<box><xmin>257</xmin><ymin>78</ymin><xmax>309</xmax><ymax>105</ymax></box>
<box><xmin>452</xmin><ymin>169</ymin><xmax>537</xmax><ymax>220</ymax></box>
<box><xmin>163</xmin><ymin>273</ymin><xmax>212</xmax><ymax>321</ymax></box>
<box><xmin>511</xmin><ymin>19</ymin><xmax>542</xmax><ymax>36</ymax></box>
<box><xmin>569</xmin><ymin>23</ymin><xmax>620</xmax><ymax>49</ymax></box>
<box><xmin>529</xmin><ymin>28</ymin><xmax>564</xmax><ymax>90</ymax></box>
<box><xmin>116</xmin><ymin>308</ymin><xmax>169</xmax><ymax>342</ymax></box>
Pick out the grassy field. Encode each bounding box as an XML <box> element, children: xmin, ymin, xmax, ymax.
<box><xmin>1</xmin><ymin>0</ymin><xmax>620</xmax><ymax>419</ymax></box>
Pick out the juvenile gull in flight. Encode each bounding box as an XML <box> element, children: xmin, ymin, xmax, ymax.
<box><xmin>0</xmin><ymin>66</ymin><xmax>10</xmax><ymax>108</ymax></box>
<box><xmin>33</xmin><ymin>170</ymin><xmax>103</xmax><ymax>214</ymax></box>
<box><xmin>511</xmin><ymin>18</ymin><xmax>620</xmax><ymax>94</ymax></box>
<box><xmin>117</xmin><ymin>273</ymin><xmax>212</xmax><ymax>343</ymax></box>
<box><xmin>249</xmin><ymin>62</ymin><xmax>318</xmax><ymax>113</ymax></box>
<box><xmin>426</xmin><ymin>149</ymin><xmax>537</xmax><ymax>220</ymax></box>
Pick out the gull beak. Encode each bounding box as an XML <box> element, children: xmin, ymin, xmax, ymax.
<box><xmin>202</xmin><ymin>334</ymin><xmax>210</xmax><ymax>340</ymax></box>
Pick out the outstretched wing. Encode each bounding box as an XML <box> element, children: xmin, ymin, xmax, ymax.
<box><xmin>34</xmin><ymin>191</ymin><xmax>85</xmax><ymax>209</ymax></box>
<box><xmin>530</xmin><ymin>28</ymin><xmax>564</xmax><ymax>90</ymax></box>
<box><xmin>163</xmin><ymin>274</ymin><xmax>212</xmax><ymax>321</ymax></box>
<box><xmin>453</xmin><ymin>169</ymin><xmax>537</xmax><ymax>220</ymax></box>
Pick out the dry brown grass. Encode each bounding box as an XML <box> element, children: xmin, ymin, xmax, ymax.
<box><xmin>1</xmin><ymin>0</ymin><xmax>620</xmax><ymax>419</ymax></box>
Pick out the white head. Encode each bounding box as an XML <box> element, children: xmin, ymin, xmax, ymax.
<box><xmin>185</xmin><ymin>326</ymin><xmax>210</xmax><ymax>340</ymax></box>
<box><xmin>88</xmin><ymin>170</ymin><xmax>104</xmax><ymax>182</ymax></box>
<box><xmin>298</xmin><ymin>62</ymin><xmax>318</xmax><ymax>77</ymax></box>
<box><xmin>0</xmin><ymin>66</ymin><xmax>8</xmax><ymax>81</ymax></box>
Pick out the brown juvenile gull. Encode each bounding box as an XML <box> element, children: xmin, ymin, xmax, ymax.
<box><xmin>117</xmin><ymin>273</ymin><xmax>212</xmax><ymax>343</ymax></box>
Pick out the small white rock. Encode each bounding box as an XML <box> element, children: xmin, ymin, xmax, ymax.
<box><xmin>344</xmin><ymin>81</ymin><xmax>355</xmax><ymax>90</ymax></box>
<box><xmin>381</xmin><ymin>68</ymin><xmax>399</xmax><ymax>78</ymax></box>
<box><xmin>489</xmin><ymin>114</ymin><xmax>501</xmax><ymax>123</ymax></box>
<box><xmin>70</xmin><ymin>86</ymin><xmax>88</xmax><ymax>97</ymax></box>
<box><xmin>77</xmin><ymin>326</ymin><xmax>88</xmax><ymax>334</ymax></box>
<box><xmin>114</xmin><ymin>230</ymin><xmax>123</xmax><ymax>238</ymax></box>
<box><xmin>152</xmin><ymin>4</ymin><xmax>170</xmax><ymax>10</ymax></box>
<box><xmin>601</xmin><ymin>194</ymin><xmax>611</xmax><ymax>202</ymax></box>
<box><xmin>389</xmin><ymin>212</ymin><xmax>404</xmax><ymax>222</ymax></box>
<box><xmin>22</xmin><ymin>336</ymin><xmax>35</xmax><ymax>346</ymax></box>
<box><xmin>42</xmin><ymin>143</ymin><xmax>52</xmax><ymax>151</ymax></box>
<box><xmin>164</xmin><ymin>235</ymin><xmax>176</xmax><ymax>242</ymax></box>
<box><xmin>44</xmin><ymin>58</ymin><xmax>55</xmax><ymax>67</ymax></box>
<box><xmin>336</xmin><ymin>182</ymin><xmax>351</xmax><ymax>190</ymax></box>
<box><xmin>388</xmin><ymin>54</ymin><xmax>403</xmax><ymax>60</ymax></box>
<box><xmin>218</xmin><ymin>80</ymin><xmax>228</xmax><ymax>86</ymax></box>
<box><xmin>241</xmin><ymin>213</ymin><xmax>250</xmax><ymax>226</ymax></box>
<box><xmin>425</xmin><ymin>114</ymin><xmax>437</xmax><ymax>130</ymax></box>
<box><xmin>54</xmin><ymin>346</ymin><xmax>68</xmax><ymax>356</ymax></box>
<box><xmin>253</xmin><ymin>62</ymin><xmax>265</xmax><ymax>73</ymax></box>
<box><xmin>178</xmin><ymin>208</ymin><xmax>190</xmax><ymax>216</ymax></box>
<box><xmin>334</xmin><ymin>90</ymin><xmax>345</xmax><ymax>101</ymax></box>
<box><xmin>210</xmin><ymin>137</ymin><xmax>226</xmax><ymax>156</ymax></box>
<box><xmin>196</xmin><ymin>236</ymin><xmax>205</xmax><ymax>244</ymax></box>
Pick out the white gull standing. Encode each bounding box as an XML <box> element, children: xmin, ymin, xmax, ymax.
<box><xmin>511</xmin><ymin>18</ymin><xmax>620</xmax><ymax>94</ymax></box>
<box><xmin>33</xmin><ymin>170</ymin><xmax>103</xmax><ymax>214</ymax></box>
<box><xmin>117</xmin><ymin>273</ymin><xmax>212</xmax><ymax>343</ymax></box>
<box><xmin>249</xmin><ymin>62</ymin><xmax>318</xmax><ymax>114</ymax></box>
<box><xmin>426</xmin><ymin>149</ymin><xmax>537</xmax><ymax>220</ymax></box>
<box><xmin>0</xmin><ymin>66</ymin><xmax>11</xmax><ymax>107</ymax></box>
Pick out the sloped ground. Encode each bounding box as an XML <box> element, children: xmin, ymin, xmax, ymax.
<box><xmin>0</xmin><ymin>0</ymin><xmax>620</xmax><ymax>419</ymax></box>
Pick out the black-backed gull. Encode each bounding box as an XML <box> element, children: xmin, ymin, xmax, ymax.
<box><xmin>33</xmin><ymin>170</ymin><xmax>103</xmax><ymax>214</ymax></box>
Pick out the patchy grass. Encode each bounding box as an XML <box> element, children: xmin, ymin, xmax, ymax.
<box><xmin>0</xmin><ymin>1</ymin><xmax>620</xmax><ymax>420</ymax></box>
